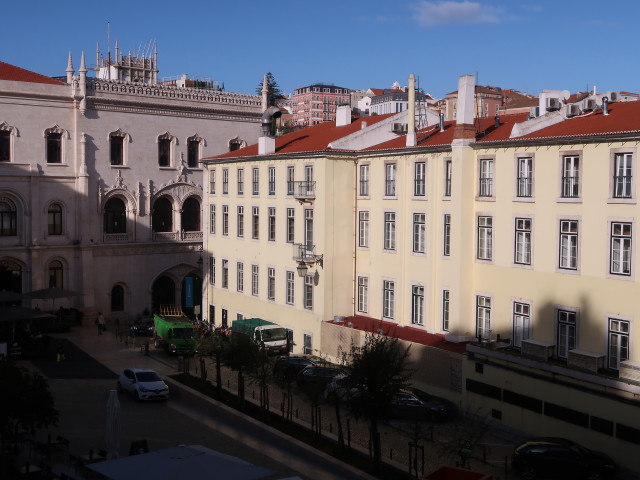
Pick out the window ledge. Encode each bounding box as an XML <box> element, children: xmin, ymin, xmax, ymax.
<box><xmin>607</xmin><ymin>197</ymin><xmax>636</xmax><ymax>204</ymax></box>
<box><xmin>110</xmin><ymin>165</ymin><xmax>130</xmax><ymax>169</ymax></box>
<box><xmin>513</xmin><ymin>197</ymin><xmax>534</xmax><ymax>203</ymax></box>
<box><xmin>556</xmin><ymin>197</ymin><xmax>582</xmax><ymax>203</ymax></box>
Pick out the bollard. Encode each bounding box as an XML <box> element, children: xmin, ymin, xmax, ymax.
<box><xmin>144</xmin><ymin>342</ymin><xmax>149</xmax><ymax>356</ymax></box>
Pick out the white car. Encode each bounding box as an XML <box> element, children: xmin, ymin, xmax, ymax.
<box><xmin>117</xmin><ymin>368</ymin><xmax>169</xmax><ymax>401</ymax></box>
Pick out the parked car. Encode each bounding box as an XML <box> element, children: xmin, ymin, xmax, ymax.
<box><xmin>273</xmin><ymin>355</ymin><xmax>323</xmax><ymax>382</ymax></box>
<box><xmin>132</xmin><ymin>318</ymin><xmax>154</xmax><ymax>337</ymax></box>
<box><xmin>511</xmin><ymin>437</ymin><xmax>616</xmax><ymax>480</ymax></box>
<box><xmin>296</xmin><ymin>365</ymin><xmax>345</xmax><ymax>394</ymax></box>
<box><xmin>117</xmin><ymin>368</ymin><xmax>169</xmax><ymax>401</ymax></box>
<box><xmin>388</xmin><ymin>389</ymin><xmax>457</xmax><ymax>422</ymax></box>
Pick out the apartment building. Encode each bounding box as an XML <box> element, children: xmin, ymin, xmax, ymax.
<box><xmin>292</xmin><ymin>84</ymin><xmax>351</xmax><ymax>127</ymax></box>
<box><xmin>202</xmin><ymin>75</ymin><xmax>640</xmax><ymax>474</ymax></box>
<box><xmin>0</xmin><ymin>48</ymin><xmax>261</xmax><ymax>321</ymax></box>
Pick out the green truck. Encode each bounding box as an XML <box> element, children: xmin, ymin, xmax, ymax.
<box><xmin>231</xmin><ymin>318</ymin><xmax>289</xmax><ymax>355</ymax></box>
<box><xmin>153</xmin><ymin>306</ymin><xmax>197</xmax><ymax>355</ymax></box>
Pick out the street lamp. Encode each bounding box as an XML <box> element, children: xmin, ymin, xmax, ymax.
<box><xmin>296</xmin><ymin>261</ymin><xmax>308</xmax><ymax>278</ymax></box>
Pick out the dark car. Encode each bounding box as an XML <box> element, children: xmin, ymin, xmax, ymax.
<box><xmin>387</xmin><ymin>389</ymin><xmax>457</xmax><ymax>422</ymax></box>
<box><xmin>132</xmin><ymin>318</ymin><xmax>154</xmax><ymax>337</ymax></box>
<box><xmin>296</xmin><ymin>365</ymin><xmax>345</xmax><ymax>394</ymax></box>
<box><xmin>273</xmin><ymin>355</ymin><xmax>323</xmax><ymax>381</ymax></box>
<box><xmin>511</xmin><ymin>437</ymin><xmax>616</xmax><ymax>480</ymax></box>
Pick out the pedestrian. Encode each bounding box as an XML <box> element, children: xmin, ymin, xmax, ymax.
<box><xmin>96</xmin><ymin>312</ymin><xmax>105</xmax><ymax>335</ymax></box>
<box><xmin>56</xmin><ymin>343</ymin><xmax>65</xmax><ymax>362</ymax></box>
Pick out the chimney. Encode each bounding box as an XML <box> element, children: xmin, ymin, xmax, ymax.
<box><xmin>406</xmin><ymin>74</ymin><xmax>416</xmax><ymax>147</ymax></box>
<box><xmin>335</xmin><ymin>104</ymin><xmax>352</xmax><ymax>127</ymax></box>
<box><xmin>439</xmin><ymin>112</ymin><xmax>445</xmax><ymax>132</ymax></box>
<box><xmin>453</xmin><ymin>74</ymin><xmax>476</xmax><ymax>142</ymax></box>
<box><xmin>258</xmin><ymin>106</ymin><xmax>281</xmax><ymax>155</ymax></box>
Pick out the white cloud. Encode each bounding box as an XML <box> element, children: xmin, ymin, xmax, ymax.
<box><xmin>411</xmin><ymin>1</ymin><xmax>503</xmax><ymax>27</ymax></box>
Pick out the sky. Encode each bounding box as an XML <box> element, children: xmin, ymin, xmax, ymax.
<box><xmin>3</xmin><ymin>1</ymin><xmax>639</xmax><ymax>99</ymax></box>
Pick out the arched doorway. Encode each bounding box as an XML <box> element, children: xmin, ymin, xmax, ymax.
<box><xmin>151</xmin><ymin>275</ymin><xmax>175</xmax><ymax>314</ymax></box>
<box><xmin>181</xmin><ymin>197</ymin><xmax>200</xmax><ymax>232</ymax></box>
<box><xmin>152</xmin><ymin>197</ymin><xmax>173</xmax><ymax>232</ymax></box>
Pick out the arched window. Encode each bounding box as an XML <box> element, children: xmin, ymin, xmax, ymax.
<box><xmin>181</xmin><ymin>197</ymin><xmax>200</xmax><ymax>232</ymax></box>
<box><xmin>152</xmin><ymin>197</ymin><xmax>173</xmax><ymax>232</ymax></box>
<box><xmin>110</xmin><ymin>133</ymin><xmax>124</xmax><ymax>166</ymax></box>
<box><xmin>104</xmin><ymin>198</ymin><xmax>126</xmax><ymax>234</ymax></box>
<box><xmin>48</xmin><ymin>203</ymin><xmax>63</xmax><ymax>235</ymax></box>
<box><xmin>48</xmin><ymin>260</ymin><xmax>63</xmax><ymax>288</ymax></box>
<box><xmin>111</xmin><ymin>285</ymin><xmax>124</xmax><ymax>312</ymax></box>
<box><xmin>187</xmin><ymin>135</ymin><xmax>203</xmax><ymax>168</ymax></box>
<box><xmin>0</xmin><ymin>198</ymin><xmax>17</xmax><ymax>236</ymax></box>
<box><xmin>0</xmin><ymin>259</ymin><xmax>22</xmax><ymax>293</ymax></box>
<box><xmin>157</xmin><ymin>133</ymin><xmax>175</xmax><ymax>167</ymax></box>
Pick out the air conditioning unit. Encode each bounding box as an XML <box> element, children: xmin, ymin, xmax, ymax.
<box><xmin>392</xmin><ymin>123</ymin><xmax>408</xmax><ymax>133</ymax></box>
<box><xmin>566</xmin><ymin>104</ymin><xmax>581</xmax><ymax>117</ymax></box>
<box><xmin>546</xmin><ymin>97</ymin><xmax>561</xmax><ymax>110</ymax></box>
<box><xmin>583</xmin><ymin>99</ymin><xmax>596</xmax><ymax>111</ymax></box>
<box><xmin>608</xmin><ymin>91</ymin><xmax>619</xmax><ymax>102</ymax></box>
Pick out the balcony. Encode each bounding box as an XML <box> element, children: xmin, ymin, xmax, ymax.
<box><xmin>152</xmin><ymin>231</ymin><xmax>203</xmax><ymax>242</ymax></box>
<box><xmin>289</xmin><ymin>181</ymin><xmax>316</xmax><ymax>202</ymax></box>
<box><xmin>293</xmin><ymin>243</ymin><xmax>320</xmax><ymax>263</ymax></box>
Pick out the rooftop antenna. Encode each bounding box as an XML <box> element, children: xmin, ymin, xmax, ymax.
<box><xmin>107</xmin><ymin>21</ymin><xmax>111</xmax><ymax>80</ymax></box>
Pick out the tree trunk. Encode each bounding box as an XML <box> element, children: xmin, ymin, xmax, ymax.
<box><xmin>370</xmin><ymin>417</ymin><xmax>381</xmax><ymax>474</ymax></box>
<box><xmin>237</xmin><ymin>367</ymin><xmax>245</xmax><ymax>405</ymax></box>
<box><xmin>334</xmin><ymin>400</ymin><xmax>345</xmax><ymax>450</ymax></box>
<box><xmin>215</xmin><ymin>352</ymin><xmax>222</xmax><ymax>395</ymax></box>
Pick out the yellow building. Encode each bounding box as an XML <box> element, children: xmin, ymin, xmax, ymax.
<box><xmin>202</xmin><ymin>76</ymin><xmax>640</xmax><ymax>474</ymax></box>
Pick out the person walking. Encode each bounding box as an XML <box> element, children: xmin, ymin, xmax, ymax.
<box><xmin>97</xmin><ymin>312</ymin><xmax>106</xmax><ymax>335</ymax></box>
<box><xmin>56</xmin><ymin>343</ymin><xmax>66</xmax><ymax>362</ymax></box>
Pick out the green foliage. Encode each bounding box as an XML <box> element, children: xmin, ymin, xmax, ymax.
<box><xmin>0</xmin><ymin>364</ymin><xmax>59</xmax><ymax>445</ymax></box>
<box><xmin>256</xmin><ymin>72</ymin><xmax>285</xmax><ymax>104</ymax></box>
<box><xmin>222</xmin><ymin>333</ymin><xmax>261</xmax><ymax>373</ymax></box>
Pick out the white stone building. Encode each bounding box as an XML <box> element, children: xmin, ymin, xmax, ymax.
<box><xmin>0</xmin><ymin>47</ymin><xmax>262</xmax><ymax>323</ymax></box>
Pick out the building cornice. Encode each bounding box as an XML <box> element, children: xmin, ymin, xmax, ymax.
<box><xmin>473</xmin><ymin>131</ymin><xmax>640</xmax><ymax>149</ymax></box>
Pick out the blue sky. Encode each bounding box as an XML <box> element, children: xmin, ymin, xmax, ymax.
<box><xmin>3</xmin><ymin>1</ymin><xmax>638</xmax><ymax>98</ymax></box>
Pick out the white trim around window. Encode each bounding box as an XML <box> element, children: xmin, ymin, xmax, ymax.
<box><xmin>557</xmin><ymin>216</ymin><xmax>581</xmax><ymax>274</ymax></box>
<box><xmin>608</xmin><ymin>217</ymin><xmax>634</xmax><ymax>279</ymax></box>
<box><xmin>608</xmin><ymin>147</ymin><xmax>636</xmax><ymax>204</ymax></box>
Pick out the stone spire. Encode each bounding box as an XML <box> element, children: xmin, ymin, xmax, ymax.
<box><xmin>66</xmin><ymin>52</ymin><xmax>74</xmax><ymax>85</ymax></box>
<box><xmin>261</xmin><ymin>74</ymin><xmax>269</xmax><ymax>112</ymax></box>
<box><xmin>79</xmin><ymin>52</ymin><xmax>87</xmax><ymax>115</ymax></box>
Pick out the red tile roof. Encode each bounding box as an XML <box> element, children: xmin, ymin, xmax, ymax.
<box><xmin>209</xmin><ymin>114</ymin><xmax>394</xmax><ymax>160</ymax></box>
<box><xmin>333</xmin><ymin>315</ymin><xmax>468</xmax><ymax>354</ymax></box>
<box><xmin>0</xmin><ymin>61</ymin><xmax>64</xmax><ymax>85</ymax></box>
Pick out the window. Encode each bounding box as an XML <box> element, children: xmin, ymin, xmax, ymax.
<box><xmin>304</xmin><ymin>209</ymin><xmax>314</xmax><ymax>251</ymax></box>
<box><xmin>562</xmin><ymin>155</ymin><xmax>579</xmax><ymax>198</ymax></box>
<box><xmin>209</xmin><ymin>256</ymin><xmax>215</xmax><ymax>285</ymax></box>
<box><xmin>385</xmin><ymin>163</ymin><xmax>396</xmax><ymax>196</ymax></box>
<box><xmin>286</xmin><ymin>208</ymin><xmax>295</xmax><ymax>243</ymax></box>
<box><xmin>0</xmin><ymin>129</ymin><xmax>10</xmax><ymax>162</ymax></box>
<box><xmin>287</xmin><ymin>166</ymin><xmax>295</xmax><ymax>195</ymax></box>
<box><xmin>358</xmin><ymin>211</ymin><xmax>369</xmax><ymax>248</ymax></box>
<box><xmin>268</xmin><ymin>207</ymin><xmax>276</xmax><ymax>242</ymax></box>
<box><xmin>237</xmin><ymin>262</ymin><xmax>244</xmax><ymax>292</ymax></box>
<box><xmin>559</xmin><ymin>220</ymin><xmax>578</xmax><ymax>270</ymax></box>
<box><xmin>46</xmin><ymin>131</ymin><xmax>62</xmax><ymax>164</ymax></box>
<box><xmin>557</xmin><ymin>310</ymin><xmax>576</xmax><ymax>359</ymax></box>
<box><xmin>222</xmin><ymin>205</ymin><xmax>229</xmax><ymax>236</ymax></box>
<box><xmin>414</xmin><ymin>162</ymin><xmax>426</xmax><ymax>196</ymax></box>
<box><xmin>187</xmin><ymin>138</ymin><xmax>200</xmax><ymax>168</ymax></box>
<box><xmin>411</xmin><ymin>285</ymin><xmax>424</xmax><ymax>325</ymax></box>
<box><xmin>221</xmin><ymin>259</ymin><xmax>229</xmax><ymax>288</ymax></box>
<box><xmin>236</xmin><ymin>206</ymin><xmax>244</xmax><ymax>237</ymax></box>
<box><xmin>157</xmin><ymin>136</ymin><xmax>171</xmax><ymax>167</ymax></box>
<box><xmin>384</xmin><ymin>212</ymin><xmax>396</xmax><ymax>251</ymax></box>
<box><xmin>251</xmin><ymin>265</ymin><xmax>259</xmax><ymax>296</ymax></box>
<box><xmin>304</xmin><ymin>274</ymin><xmax>313</xmax><ymax>310</ymax></box>
<box><xmin>614</xmin><ymin>153</ymin><xmax>633</xmax><ymax>198</ymax></box>
<box><xmin>444</xmin><ymin>160</ymin><xmax>452</xmax><ymax>197</ymax></box>
<box><xmin>104</xmin><ymin>198</ymin><xmax>126</xmax><ymax>234</ymax></box>
<box><xmin>512</xmin><ymin>302</ymin><xmax>531</xmax><ymax>348</ymax></box>
<box><xmin>48</xmin><ymin>260</ymin><xmax>63</xmax><ymax>288</ymax></box>
<box><xmin>110</xmin><ymin>133</ymin><xmax>124</xmax><ymax>166</ymax></box>
<box><xmin>209</xmin><ymin>205</ymin><xmax>216</xmax><ymax>234</ymax></box>
<box><xmin>383</xmin><ymin>280</ymin><xmax>395</xmax><ymax>319</ymax></box>
<box><xmin>304</xmin><ymin>165</ymin><xmax>314</xmax><ymax>196</ymax></box>
<box><xmin>237</xmin><ymin>168</ymin><xmax>244</xmax><ymax>195</ymax></box>
<box><xmin>267</xmin><ymin>267</ymin><xmax>276</xmax><ymax>300</ymax></box>
<box><xmin>611</xmin><ymin>222</ymin><xmax>632</xmax><ymax>275</ymax></box>
<box><xmin>443</xmin><ymin>214</ymin><xmax>451</xmax><ymax>256</ymax></box>
<box><xmin>111</xmin><ymin>285</ymin><xmax>124</xmax><ymax>312</ymax></box>
<box><xmin>357</xmin><ymin>276</ymin><xmax>368</xmax><ymax>313</ymax></box>
<box><xmin>477</xmin><ymin>216</ymin><xmax>493</xmax><ymax>261</ymax></box>
<box><xmin>479</xmin><ymin>159</ymin><xmax>493</xmax><ymax>197</ymax></box>
<box><xmin>442</xmin><ymin>290</ymin><xmax>450</xmax><ymax>331</ymax></box>
<box><xmin>252</xmin><ymin>207</ymin><xmax>259</xmax><ymax>239</ymax></box>
<box><xmin>222</xmin><ymin>169</ymin><xmax>229</xmax><ymax>194</ymax></box>
<box><xmin>209</xmin><ymin>170</ymin><xmax>216</xmax><ymax>195</ymax></box>
<box><xmin>359</xmin><ymin>164</ymin><xmax>370</xmax><ymax>196</ymax></box>
<box><xmin>252</xmin><ymin>167</ymin><xmax>259</xmax><ymax>195</ymax></box>
<box><xmin>514</xmin><ymin>218</ymin><xmax>532</xmax><ymax>265</ymax></box>
<box><xmin>303</xmin><ymin>333</ymin><xmax>312</xmax><ymax>355</ymax></box>
<box><xmin>413</xmin><ymin>213</ymin><xmax>425</xmax><ymax>253</ymax></box>
<box><xmin>517</xmin><ymin>157</ymin><xmax>532</xmax><ymax>197</ymax></box>
<box><xmin>48</xmin><ymin>203</ymin><xmax>63</xmax><ymax>236</ymax></box>
<box><xmin>286</xmin><ymin>271</ymin><xmax>295</xmax><ymax>305</ymax></box>
<box><xmin>608</xmin><ymin>318</ymin><xmax>630</xmax><ymax>370</ymax></box>
<box><xmin>268</xmin><ymin>167</ymin><xmax>276</xmax><ymax>195</ymax></box>
<box><xmin>476</xmin><ymin>295</ymin><xmax>491</xmax><ymax>340</ymax></box>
